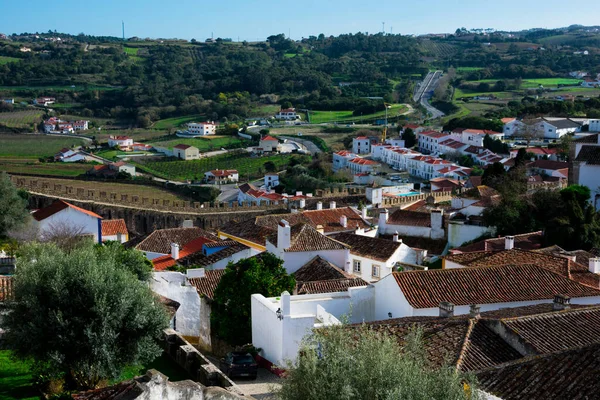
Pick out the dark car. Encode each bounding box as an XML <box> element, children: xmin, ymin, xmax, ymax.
<box><xmin>219</xmin><ymin>352</ymin><xmax>258</xmax><ymax>379</ymax></box>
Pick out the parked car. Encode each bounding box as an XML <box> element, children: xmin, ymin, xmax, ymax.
<box><xmin>219</xmin><ymin>352</ymin><xmax>258</xmax><ymax>379</ymax></box>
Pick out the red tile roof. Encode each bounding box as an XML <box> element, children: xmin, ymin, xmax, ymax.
<box><xmin>501</xmin><ymin>117</ymin><xmax>516</xmax><ymax>124</ymax></box>
<box><xmin>392</xmin><ymin>265</ymin><xmax>600</xmax><ymax>309</ymax></box>
<box><xmin>136</xmin><ymin>227</ymin><xmax>217</xmax><ymax>255</ymax></box>
<box><xmin>151</xmin><ymin>236</ymin><xmax>217</xmax><ymax>270</ymax></box>
<box><xmin>188</xmin><ymin>269</ymin><xmax>227</xmax><ymax>300</ymax></box>
<box><xmin>348</xmin><ymin>158</ymin><xmax>379</xmax><ymax>166</ymax></box>
<box><xmin>260</xmin><ymin>135</ymin><xmax>278</xmax><ymax>142</ymax></box>
<box><xmin>330</xmin><ymin>232</ymin><xmax>402</xmax><ymax>262</ymax></box>
<box><xmin>530</xmin><ymin>159</ymin><xmax>569</xmax><ymax>170</ymax></box>
<box><xmin>297</xmin><ymin>278</ymin><xmax>368</xmax><ymax>294</ymax></box>
<box><xmin>32</xmin><ymin>200</ymin><xmax>102</xmax><ymax>221</ymax></box>
<box><xmin>388</xmin><ymin>209</ymin><xmax>434</xmax><ymax>227</ymax></box>
<box><xmin>266</xmin><ymin>223</ymin><xmax>349</xmax><ymax>252</ymax></box>
<box><xmin>152</xmin><ymin>254</ymin><xmax>178</xmax><ymax>270</ymax></box>
<box><xmin>173</xmin><ymin>144</ymin><xmax>192</xmax><ymax>150</ymax></box>
<box><xmin>451</xmin><ymin>231</ymin><xmax>543</xmax><ymax>253</ymax></box>
<box><xmin>101</xmin><ymin>219</ymin><xmax>128</xmax><ymax>237</ymax></box>
<box><xmin>209</xmin><ymin>169</ymin><xmax>238</xmax><ymax>177</ymax></box>
<box><xmin>0</xmin><ymin>276</ymin><xmax>13</xmax><ymax>302</ymax></box>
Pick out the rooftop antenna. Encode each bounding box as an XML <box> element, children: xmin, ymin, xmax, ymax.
<box><xmin>122</xmin><ymin>21</ymin><xmax>125</xmax><ymax>41</ymax></box>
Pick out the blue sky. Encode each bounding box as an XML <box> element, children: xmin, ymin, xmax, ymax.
<box><xmin>1</xmin><ymin>0</ymin><xmax>598</xmax><ymax>41</ymax></box>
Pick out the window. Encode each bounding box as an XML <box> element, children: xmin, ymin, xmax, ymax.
<box><xmin>353</xmin><ymin>259</ymin><xmax>361</xmax><ymax>273</ymax></box>
<box><xmin>372</xmin><ymin>264</ymin><xmax>380</xmax><ymax>278</ymax></box>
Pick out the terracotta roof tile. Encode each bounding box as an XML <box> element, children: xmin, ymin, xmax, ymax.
<box><xmin>297</xmin><ymin>278</ymin><xmax>368</xmax><ymax>294</ymax></box>
<box><xmin>101</xmin><ymin>219</ymin><xmax>128</xmax><ymax>237</ymax></box>
<box><xmin>266</xmin><ymin>223</ymin><xmax>349</xmax><ymax>252</ymax></box>
<box><xmin>219</xmin><ymin>219</ymin><xmax>275</xmax><ymax>246</ymax></box>
<box><xmin>178</xmin><ymin>242</ymin><xmax>249</xmax><ymax>268</ymax></box>
<box><xmin>0</xmin><ymin>276</ymin><xmax>13</xmax><ymax>302</ymax></box>
<box><xmin>256</xmin><ymin>207</ymin><xmax>370</xmax><ymax>234</ymax></box>
<box><xmin>330</xmin><ymin>232</ymin><xmax>401</xmax><ymax>262</ymax></box>
<box><xmin>260</xmin><ymin>135</ymin><xmax>278</xmax><ymax>142</ymax></box>
<box><xmin>294</xmin><ymin>256</ymin><xmax>351</xmax><ymax>282</ymax></box>
<box><xmin>451</xmin><ymin>232</ymin><xmax>543</xmax><ymax>253</ymax></box>
<box><xmin>135</xmin><ymin>227</ymin><xmax>218</xmax><ymax>255</ymax></box>
<box><xmin>32</xmin><ymin>200</ymin><xmax>102</xmax><ymax>221</ymax></box>
<box><xmin>530</xmin><ymin>159</ymin><xmax>569</xmax><ymax>170</ymax></box>
<box><xmin>575</xmin><ymin>145</ymin><xmax>600</xmax><ymax>165</ymax></box>
<box><xmin>188</xmin><ymin>269</ymin><xmax>226</xmax><ymax>300</ymax></box>
<box><xmin>387</xmin><ymin>209</ymin><xmax>435</xmax><ymax>227</ymax></box>
<box><xmin>392</xmin><ymin>265</ymin><xmax>600</xmax><ymax>309</ymax></box>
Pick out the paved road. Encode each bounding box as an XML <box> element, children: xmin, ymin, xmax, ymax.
<box><xmin>279</xmin><ymin>136</ymin><xmax>320</xmax><ymax>154</ymax></box>
<box><xmin>414</xmin><ymin>71</ymin><xmax>445</xmax><ymax>120</ymax></box>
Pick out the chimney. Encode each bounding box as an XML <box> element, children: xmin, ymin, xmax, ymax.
<box><xmin>281</xmin><ymin>291</ymin><xmax>291</xmax><ymax>317</ymax></box>
<box><xmin>330</xmin><ymin>201</ymin><xmax>336</xmax><ymax>209</ymax></box>
<box><xmin>340</xmin><ymin>215</ymin><xmax>347</xmax><ymax>228</ymax></box>
<box><xmin>553</xmin><ymin>294</ymin><xmax>571</xmax><ymax>311</ymax></box>
<box><xmin>393</xmin><ymin>231</ymin><xmax>399</xmax><ymax>242</ymax></box>
<box><xmin>590</xmin><ymin>257</ymin><xmax>600</xmax><ymax>274</ymax></box>
<box><xmin>278</xmin><ymin>220</ymin><xmax>291</xmax><ymax>250</ymax></box>
<box><xmin>469</xmin><ymin>304</ymin><xmax>481</xmax><ymax>318</ymax></box>
<box><xmin>316</xmin><ymin>224</ymin><xmax>324</xmax><ymax>234</ymax></box>
<box><xmin>299</xmin><ymin>198</ymin><xmax>306</xmax><ymax>209</ymax></box>
<box><xmin>378</xmin><ymin>209</ymin><xmax>389</xmax><ymax>232</ymax></box>
<box><xmin>439</xmin><ymin>301</ymin><xmax>454</xmax><ymax>318</ymax></box>
<box><xmin>505</xmin><ymin>235</ymin><xmax>515</xmax><ymax>250</ymax></box>
<box><xmin>171</xmin><ymin>243</ymin><xmax>180</xmax><ymax>260</ymax></box>
<box><xmin>361</xmin><ymin>207</ymin><xmax>368</xmax><ymax>220</ymax></box>
<box><xmin>316</xmin><ymin>201</ymin><xmax>323</xmax><ymax>210</ymax></box>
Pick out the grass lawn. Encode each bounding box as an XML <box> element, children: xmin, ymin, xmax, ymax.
<box><xmin>153</xmin><ymin>115</ymin><xmax>204</xmax><ymax>130</ymax></box>
<box><xmin>0</xmin><ymin>56</ymin><xmax>20</xmax><ymax>65</ymax></box>
<box><xmin>456</xmin><ymin>67</ymin><xmax>483</xmax><ymax>72</ymax></box>
<box><xmin>149</xmin><ymin>136</ymin><xmax>248</xmax><ymax>152</ymax></box>
<box><xmin>0</xmin><ymin>351</ymin><xmax>40</xmax><ymax>400</ymax></box>
<box><xmin>93</xmin><ymin>129</ymin><xmax>167</xmax><ymax>143</ymax></box>
<box><xmin>248</xmin><ymin>104</ymin><xmax>280</xmax><ymax>117</ymax></box>
<box><xmin>308</xmin><ymin>104</ymin><xmax>407</xmax><ymax>124</ymax></box>
<box><xmin>465</xmin><ymin>78</ymin><xmax>582</xmax><ymax>88</ymax></box>
<box><xmin>113</xmin><ymin>353</ymin><xmax>190</xmax><ymax>384</ymax></box>
<box><xmin>123</xmin><ymin>47</ymin><xmax>139</xmax><ymax>55</ymax></box>
<box><xmin>0</xmin><ymin>160</ymin><xmax>92</xmax><ymax>177</ymax></box>
<box><xmin>137</xmin><ymin>152</ymin><xmax>299</xmax><ymax>181</ymax></box>
<box><xmin>0</xmin><ymin>134</ymin><xmax>87</xmax><ymax>158</ymax></box>
<box><xmin>440</xmin><ymin>102</ymin><xmax>471</xmax><ymax>124</ymax></box>
<box><xmin>453</xmin><ymin>88</ymin><xmax>517</xmax><ymax>100</ymax></box>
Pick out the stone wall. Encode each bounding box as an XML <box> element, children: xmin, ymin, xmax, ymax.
<box><xmin>380</xmin><ymin>191</ymin><xmax>453</xmax><ymax>207</ymax></box>
<box><xmin>162</xmin><ymin>329</ymin><xmax>248</xmax><ymax>398</ymax></box>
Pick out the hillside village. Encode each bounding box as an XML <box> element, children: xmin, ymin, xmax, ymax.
<box><xmin>5</xmin><ymin>19</ymin><xmax>600</xmax><ymax>400</ymax></box>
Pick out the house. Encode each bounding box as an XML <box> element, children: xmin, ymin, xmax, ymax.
<box><xmin>571</xmin><ymin>136</ymin><xmax>600</xmax><ymax>209</ymax></box>
<box><xmin>134</xmin><ymin>227</ymin><xmax>220</xmax><ymax>260</ymax></box>
<box><xmin>438</xmin><ymin>138</ymin><xmax>468</xmax><ymax>156</ymax></box>
<box><xmin>502</xmin><ymin>117</ymin><xmax>524</xmax><ymax>137</ymax></box>
<box><xmin>265</xmin><ymin>221</ymin><xmax>350</xmax><ymax>274</ymax></box>
<box><xmin>204</xmin><ymin>169</ymin><xmax>238</xmax><ymax>184</ymax></box>
<box><xmin>251</xmin><ymin>264</ymin><xmax>600</xmax><ymax>366</ymax></box>
<box><xmin>87</xmin><ymin>162</ymin><xmax>135</xmax><ymax>177</ymax></box>
<box><xmin>429</xmin><ymin>177</ymin><xmax>463</xmax><ymax>192</ymax></box>
<box><xmin>377</xmin><ymin>208</ymin><xmax>444</xmax><ymax>240</ymax></box>
<box><xmin>1</xmin><ymin>98</ymin><xmax>14</xmax><ymax>104</ymax></box>
<box><xmin>101</xmin><ymin>219</ymin><xmax>128</xmax><ymax>243</ymax></box>
<box><xmin>402</xmin><ymin>124</ymin><xmax>426</xmax><ymax>134</ymax></box>
<box><xmin>590</xmin><ymin>119</ymin><xmax>600</xmax><ymax>132</ymax></box>
<box><xmin>107</xmin><ymin>136</ymin><xmax>133</xmax><ymax>148</ymax></box>
<box><xmin>417</xmin><ymin>131</ymin><xmax>450</xmax><ymax>154</ymax></box>
<box><xmin>186</xmin><ymin>121</ymin><xmax>216</xmax><ymax>136</ymax></box>
<box><xmin>570</xmin><ymin>71</ymin><xmax>588</xmax><ymax>79</ymax></box>
<box><xmin>31</xmin><ymin>200</ymin><xmax>103</xmax><ymax>243</ymax></box>
<box><xmin>330</xmin><ymin>232</ymin><xmax>427</xmax><ymax>282</ymax></box>
<box><xmin>538</xmin><ymin>118</ymin><xmax>582</xmax><ymax>139</ymax></box>
<box><xmin>293</xmin><ymin>256</ymin><xmax>368</xmax><ymax>294</ymax></box>
<box><xmin>346</xmin><ymin>157</ymin><xmax>380</xmax><ymax>174</ymax></box>
<box><xmin>259</xmin><ymin>135</ymin><xmax>279</xmax><ymax>152</ymax></box>
<box><xmin>509</xmin><ymin>147</ymin><xmax>558</xmax><ymax>160</ymax></box>
<box><xmin>173</xmin><ymin>144</ymin><xmax>199</xmax><ymax>160</ymax></box>
<box><xmin>33</xmin><ymin>97</ymin><xmax>56</xmax><ymax>106</ymax></box>
<box><xmin>450</xmin><ymin>231</ymin><xmax>543</xmax><ymax>253</ymax></box>
<box><xmin>352</xmin><ymin>136</ymin><xmax>373</xmax><ymax>154</ymax></box>
<box><xmin>72</xmin><ymin>120</ymin><xmax>89</xmax><ymax>131</ymax></box>
<box><xmin>54</xmin><ymin>148</ymin><xmax>77</xmax><ymax>161</ymax></box>
<box><xmin>264</xmin><ymin>172</ymin><xmax>279</xmax><ymax>189</ymax></box>
<box><xmin>275</xmin><ymin>108</ymin><xmax>300</xmax><ymax>121</ymax></box>
<box><xmin>131</xmin><ymin>143</ymin><xmax>153</xmax><ymax>151</ymax></box>
<box><xmin>528</xmin><ymin>159</ymin><xmax>568</xmax><ymax>179</ymax></box>
<box><xmin>237</xmin><ymin>182</ymin><xmax>287</xmax><ymax>205</ymax></box>
<box><xmin>582</xmin><ymin>76</ymin><xmax>600</xmax><ymax>88</ymax></box>
<box><xmin>111</xmin><ymin>161</ymin><xmax>136</xmax><ymax>175</ymax></box>
<box><xmin>332</xmin><ymin>150</ymin><xmax>357</xmax><ymax>172</ymax></box>
<box><xmin>452</xmin><ymin>128</ymin><xmax>504</xmax><ymax>147</ymax></box>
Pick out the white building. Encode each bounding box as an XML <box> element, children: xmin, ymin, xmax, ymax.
<box><xmin>101</xmin><ymin>219</ymin><xmax>129</xmax><ymax>243</ymax></box>
<box><xmin>31</xmin><ymin>200</ymin><xmax>103</xmax><ymax>243</ymax></box>
<box><xmin>108</xmin><ymin>135</ymin><xmax>134</xmax><ymax>148</ymax></box>
<box><xmin>264</xmin><ymin>173</ymin><xmax>279</xmax><ymax>189</ymax></box>
<box><xmin>275</xmin><ymin>108</ymin><xmax>301</xmax><ymax>121</ymax></box>
<box><xmin>173</xmin><ymin>144</ymin><xmax>200</xmax><ymax>160</ymax></box>
<box><xmin>590</xmin><ymin>119</ymin><xmax>600</xmax><ymax>133</ymax></box>
<box><xmin>346</xmin><ymin>157</ymin><xmax>380</xmax><ymax>174</ymax></box>
<box><xmin>451</xmin><ymin>129</ymin><xmax>504</xmax><ymax>147</ymax></box>
<box><xmin>259</xmin><ymin>135</ymin><xmax>279</xmax><ymax>152</ymax></box>
<box><xmin>538</xmin><ymin>118</ymin><xmax>581</xmax><ymax>139</ymax></box>
<box><xmin>72</xmin><ymin>120</ymin><xmax>89</xmax><ymax>131</ymax></box>
<box><xmin>252</xmin><ymin>263</ymin><xmax>600</xmax><ymax>366</ymax></box>
<box><xmin>573</xmin><ymin>134</ymin><xmax>600</xmax><ymax>209</ymax></box>
<box><xmin>187</xmin><ymin>122</ymin><xmax>217</xmax><ymax>136</ymax></box>
<box><xmin>378</xmin><ymin>208</ymin><xmax>444</xmax><ymax>240</ymax></box>
<box><xmin>352</xmin><ymin>136</ymin><xmax>372</xmax><ymax>155</ymax></box>
<box><xmin>265</xmin><ymin>220</ymin><xmax>350</xmax><ymax>274</ymax></box>
<box><xmin>204</xmin><ymin>169</ymin><xmax>239</xmax><ymax>184</ymax></box>
<box><xmin>417</xmin><ymin>131</ymin><xmax>450</xmax><ymax>154</ymax></box>
<box><xmin>332</xmin><ymin>150</ymin><xmax>357</xmax><ymax>172</ymax></box>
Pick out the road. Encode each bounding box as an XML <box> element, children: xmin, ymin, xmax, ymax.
<box><xmin>414</xmin><ymin>71</ymin><xmax>446</xmax><ymax>120</ymax></box>
<box><xmin>279</xmin><ymin>136</ymin><xmax>320</xmax><ymax>154</ymax></box>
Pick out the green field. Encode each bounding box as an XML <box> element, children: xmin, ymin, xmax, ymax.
<box><xmin>466</xmin><ymin>78</ymin><xmax>582</xmax><ymax>88</ymax></box>
<box><xmin>123</xmin><ymin>47</ymin><xmax>140</xmax><ymax>55</ymax></box>
<box><xmin>0</xmin><ymin>56</ymin><xmax>20</xmax><ymax>65</ymax></box>
<box><xmin>0</xmin><ymin>351</ymin><xmax>39</xmax><ymax>400</ymax></box>
<box><xmin>0</xmin><ymin>110</ymin><xmax>45</xmax><ymax>129</ymax></box>
<box><xmin>150</xmin><ymin>136</ymin><xmax>248</xmax><ymax>152</ymax></box>
<box><xmin>0</xmin><ymin>134</ymin><xmax>87</xmax><ymax>157</ymax></box>
<box><xmin>153</xmin><ymin>115</ymin><xmax>205</xmax><ymax>130</ymax></box>
<box><xmin>137</xmin><ymin>152</ymin><xmax>298</xmax><ymax>181</ymax></box>
<box><xmin>0</xmin><ymin>160</ymin><xmax>92</xmax><ymax>177</ymax></box>
<box><xmin>248</xmin><ymin>104</ymin><xmax>280</xmax><ymax>117</ymax></box>
<box><xmin>0</xmin><ymin>85</ymin><xmax>120</xmax><ymax>92</ymax></box>
<box><xmin>456</xmin><ymin>67</ymin><xmax>483</xmax><ymax>72</ymax></box>
<box><xmin>308</xmin><ymin>104</ymin><xmax>408</xmax><ymax>124</ymax></box>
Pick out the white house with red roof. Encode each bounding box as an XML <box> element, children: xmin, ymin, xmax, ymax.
<box><xmin>186</xmin><ymin>121</ymin><xmax>217</xmax><ymax>136</ymax></box>
<box><xmin>509</xmin><ymin>147</ymin><xmax>558</xmax><ymax>161</ymax></box>
<box><xmin>275</xmin><ymin>108</ymin><xmax>301</xmax><ymax>121</ymax></box>
<box><xmin>101</xmin><ymin>219</ymin><xmax>128</xmax><ymax>243</ymax></box>
<box><xmin>72</xmin><ymin>120</ymin><xmax>89</xmax><ymax>131</ymax></box>
<box><xmin>259</xmin><ymin>135</ymin><xmax>280</xmax><ymax>152</ymax></box>
<box><xmin>204</xmin><ymin>169</ymin><xmax>239</xmax><ymax>184</ymax></box>
<box><xmin>108</xmin><ymin>135</ymin><xmax>134</xmax><ymax>148</ymax></box>
<box><xmin>32</xmin><ymin>200</ymin><xmax>103</xmax><ymax>243</ymax></box>
<box><xmin>582</xmin><ymin>75</ymin><xmax>600</xmax><ymax>88</ymax></box>
<box><xmin>451</xmin><ymin>128</ymin><xmax>504</xmax><ymax>147</ymax></box>
<box><xmin>332</xmin><ymin>150</ymin><xmax>357</xmax><ymax>172</ymax></box>
<box><xmin>347</xmin><ymin>157</ymin><xmax>380</xmax><ymax>174</ymax></box>
<box><xmin>352</xmin><ymin>136</ymin><xmax>373</xmax><ymax>154</ymax></box>
<box><xmin>417</xmin><ymin>130</ymin><xmax>450</xmax><ymax>154</ymax></box>
<box><xmin>438</xmin><ymin>138</ymin><xmax>468</xmax><ymax>155</ymax></box>
<box><xmin>237</xmin><ymin>183</ymin><xmax>287</xmax><ymax>205</ymax></box>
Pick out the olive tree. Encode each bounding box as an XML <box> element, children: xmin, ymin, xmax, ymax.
<box><xmin>4</xmin><ymin>241</ymin><xmax>169</xmax><ymax>389</ymax></box>
<box><xmin>0</xmin><ymin>172</ymin><xmax>30</xmax><ymax>238</ymax></box>
<box><xmin>278</xmin><ymin>324</ymin><xmax>480</xmax><ymax>400</ymax></box>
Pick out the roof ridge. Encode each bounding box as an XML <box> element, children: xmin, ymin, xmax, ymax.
<box><xmin>455</xmin><ymin>318</ymin><xmax>478</xmax><ymax>371</ymax></box>
<box><xmin>498</xmin><ymin>305</ymin><xmax>600</xmax><ymax>323</ymax></box>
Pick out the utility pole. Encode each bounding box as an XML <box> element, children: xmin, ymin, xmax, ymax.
<box><xmin>391</xmin><ymin>27</ymin><xmax>393</xmax><ymax>35</ymax></box>
<box><xmin>382</xmin><ymin>22</ymin><xmax>385</xmax><ymax>34</ymax></box>
<box><xmin>122</xmin><ymin>21</ymin><xmax>125</xmax><ymax>41</ymax></box>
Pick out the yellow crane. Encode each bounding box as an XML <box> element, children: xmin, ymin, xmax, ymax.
<box><xmin>381</xmin><ymin>103</ymin><xmax>391</xmax><ymax>143</ymax></box>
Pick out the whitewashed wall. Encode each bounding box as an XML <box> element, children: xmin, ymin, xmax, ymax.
<box><xmin>448</xmin><ymin>222</ymin><xmax>496</xmax><ymax>247</ymax></box>
<box><xmin>36</xmin><ymin>207</ymin><xmax>101</xmax><ymax>243</ymax></box>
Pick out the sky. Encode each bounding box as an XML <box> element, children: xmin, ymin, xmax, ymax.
<box><xmin>1</xmin><ymin>0</ymin><xmax>599</xmax><ymax>41</ymax></box>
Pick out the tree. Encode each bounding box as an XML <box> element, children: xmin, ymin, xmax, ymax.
<box><xmin>0</xmin><ymin>172</ymin><xmax>30</xmax><ymax>238</ymax></box>
<box><xmin>517</xmin><ymin>118</ymin><xmax>544</xmax><ymax>146</ymax></box>
<box><xmin>481</xmin><ymin>162</ymin><xmax>506</xmax><ymax>187</ymax></box>
<box><xmin>211</xmin><ymin>253</ymin><xmax>295</xmax><ymax>345</ymax></box>
<box><xmin>278</xmin><ymin>324</ymin><xmax>478</xmax><ymax>400</ymax></box>
<box><xmin>402</xmin><ymin>128</ymin><xmax>416</xmax><ymax>148</ymax></box>
<box><xmin>4</xmin><ymin>241</ymin><xmax>169</xmax><ymax>390</ymax></box>
<box><xmin>264</xmin><ymin>161</ymin><xmax>277</xmax><ymax>173</ymax></box>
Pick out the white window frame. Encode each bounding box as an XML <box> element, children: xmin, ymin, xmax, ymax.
<box><xmin>353</xmin><ymin>259</ymin><xmax>361</xmax><ymax>273</ymax></box>
<box><xmin>372</xmin><ymin>264</ymin><xmax>380</xmax><ymax>278</ymax></box>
